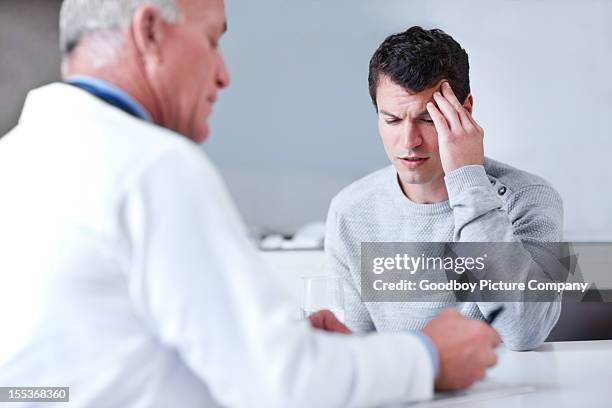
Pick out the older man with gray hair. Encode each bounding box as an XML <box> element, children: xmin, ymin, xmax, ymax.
<box><xmin>59</xmin><ymin>0</ymin><xmax>228</xmax><ymax>142</ymax></box>
<box><xmin>0</xmin><ymin>0</ymin><xmax>501</xmax><ymax>406</ymax></box>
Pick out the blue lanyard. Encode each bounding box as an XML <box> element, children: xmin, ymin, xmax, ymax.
<box><xmin>66</xmin><ymin>77</ymin><xmax>152</xmax><ymax>122</ymax></box>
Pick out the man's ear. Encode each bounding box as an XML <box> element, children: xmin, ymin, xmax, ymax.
<box><xmin>131</xmin><ymin>5</ymin><xmax>166</xmax><ymax>64</ymax></box>
<box><xmin>463</xmin><ymin>94</ymin><xmax>474</xmax><ymax>114</ymax></box>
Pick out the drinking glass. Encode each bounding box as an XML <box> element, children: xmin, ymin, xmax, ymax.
<box><xmin>300</xmin><ymin>276</ymin><xmax>345</xmax><ymax>323</ymax></box>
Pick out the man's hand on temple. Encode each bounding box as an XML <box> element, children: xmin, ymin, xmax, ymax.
<box><xmin>427</xmin><ymin>81</ymin><xmax>485</xmax><ymax>174</ymax></box>
<box><xmin>422</xmin><ymin>309</ymin><xmax>501</xmax><ymax>391</ymax></box>
<box><xmin>308</xmin><ymin>310</ymin><xmax>352</xmax><ymax>335</ymax></box>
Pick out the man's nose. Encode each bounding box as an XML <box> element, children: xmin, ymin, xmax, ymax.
<box><xmin>216</xmin><ymin>55</ymin><xmax>230</xmax><ymax>89</ymax></box>
<box><xmin>400</xmin><ymin>122</ymin><xmax>422</xmax><ymax>149</ymax></box>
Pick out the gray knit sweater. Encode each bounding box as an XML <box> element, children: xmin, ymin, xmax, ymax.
<box><xmin>325</xmin><ymin>158</ymin><xmax>563</xmax><ymax>351</ymax></box>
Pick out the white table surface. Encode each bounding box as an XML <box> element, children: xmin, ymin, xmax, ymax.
<box><xmin>407</xmin><ymin>340</ymin><xmax>612</xmax><ymax>408</ymax></box>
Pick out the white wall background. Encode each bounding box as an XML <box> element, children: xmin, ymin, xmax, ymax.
<box><xmin>206</xmin><ymin>0</ymin><xmax>612</xmax><ymax>241</ymax></box>
<box><xmin>0</xmin><ymin>0</ymin><xmax>62</xmax><ymax>136</ymax></box>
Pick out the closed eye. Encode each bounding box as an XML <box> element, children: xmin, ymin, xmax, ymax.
<box><xmin>384</xmin><ymin>118</ymin><xmax>401</xmax><ymax>125</ymax></box>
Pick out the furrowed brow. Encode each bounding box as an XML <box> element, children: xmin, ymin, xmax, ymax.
<box><xmin>379</xmin><ymin>109</ymin><xmax>401</xmax><ymax>119</ymax></box>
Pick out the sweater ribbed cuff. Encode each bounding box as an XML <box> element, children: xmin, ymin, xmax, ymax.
<box><xmin>444</xmin><ymin>165</ymin><xmax>491</xmax><ymax>198</ymax></box>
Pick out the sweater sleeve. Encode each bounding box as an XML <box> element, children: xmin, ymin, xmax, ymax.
<box><xmin>324</xmin><ymin>200</ymin><xmax>377</xmax><ymax>334</ymax></box>
<box><xmin>444</xmin><ymin>165</ymin><xmax>564</xmax><ymax>351</ymax></box>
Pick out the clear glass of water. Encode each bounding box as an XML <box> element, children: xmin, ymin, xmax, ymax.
<box><xmin>300</xmin><ymin>276</ymin><xmax>345</xmax><ymax>323</ymax></box>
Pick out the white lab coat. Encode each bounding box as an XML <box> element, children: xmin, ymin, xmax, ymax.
<box><xmin>0</xmin><ymin>83</ymin><xmax>434</xmax><ymax>407</ymax></box>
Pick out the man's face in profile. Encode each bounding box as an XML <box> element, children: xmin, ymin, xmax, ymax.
<box><xmin>376</xmin><ymin>75</ymin><xmax>445</xmax><ymax>188</ymax></box>
<box><xmin>155</xmin><ymin>0</ymin><xmax>229</xmax><ymax>143</ymax></box>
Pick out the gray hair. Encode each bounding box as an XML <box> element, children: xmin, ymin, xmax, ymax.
<box><xmin>59</xmin><ymin>0</ymin><xmax>182</xmax><ymax>71</ymax></box>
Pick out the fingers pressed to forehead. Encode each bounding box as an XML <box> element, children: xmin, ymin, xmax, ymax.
<box><xmin>426</xmin><ymin>102</ymin><xmax>450</xmax><ymax>136</ymax></box>
<box><xmin>433</xmin><ymin>91</ymin><xmax>461</xmax><ymax>132</ymax></box>
<box><xmin>441</xmin><ymin>82</ymin><xmax>464</xmax><ymax>110</ymax></box>
<box><xmin>441</xmin><ymin>82</ymin><xmax>473</xmax><ymax>129</ymax></box>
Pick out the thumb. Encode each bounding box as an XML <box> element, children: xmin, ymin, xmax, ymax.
<box><xmin>322</xmin><ymin>311</ymin><xmax>352</xmax><ymax>334</ymax></box>
<box><xmin>309</xmin><ymin>310</ymin><xmax>352</xmax><ymax>334</ymax></box>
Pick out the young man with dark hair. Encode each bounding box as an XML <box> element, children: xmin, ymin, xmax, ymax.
<box><xmin>325</xmin><ymin>26</ymin><xmax>564</xmax><ymax>351</ymax></box>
